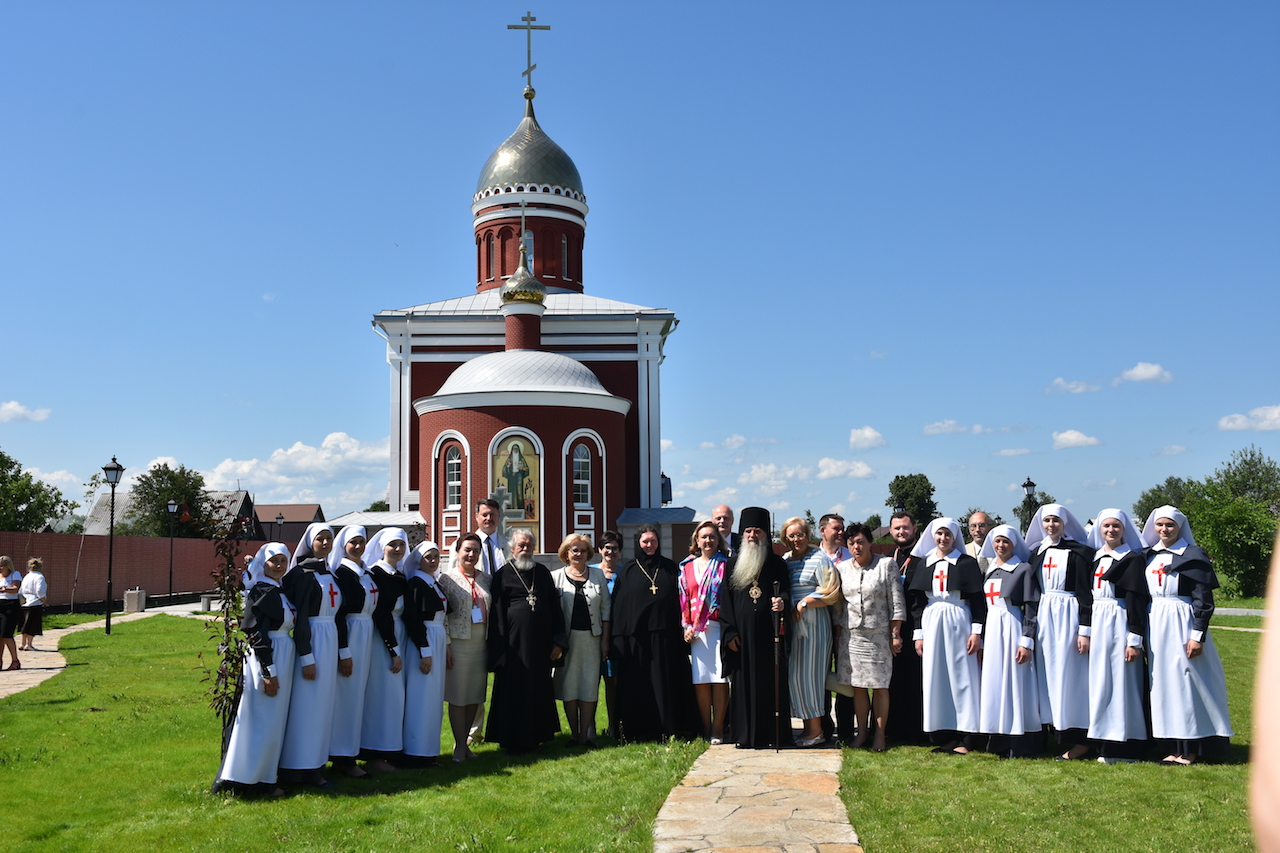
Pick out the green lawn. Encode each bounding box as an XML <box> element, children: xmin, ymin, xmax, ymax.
<box><xmin>1215</xmin><ymin>615</ymin><xmax>1265</xmax><ymax>630</ymax></box>
<box><xmin>840</xmin><ymin>629</ymin><xmax>1258</xmax><ymax>853</ymax></box>
<box><xmin>2</xmin><ymin>616</ymin><xmax>702</xmax><ymax>852</ymax></box>
<box><xmin>1217</xmin><ymin>596</ymin><xmax>1267</xmax><ymax>611</ymax></box>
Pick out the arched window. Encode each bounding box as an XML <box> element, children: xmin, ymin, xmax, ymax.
<box><xmin>445</xmin><ymin>446</ymin><xmax>462</xmax><ymax>509</ymax></box>
<box><xmin>486</xmin><ymin>233</ymin><xmax>494</xmax><ymax>281</ymax></box>
<box><xmin>572</xmin><ymin>445</ymin><xmax>591</xmax><ymax>507</ymax></box>
<box><xmin>523</xmin><ymin>229</ymin><xmax>535</xmax><ymax>274</ymax></box>
<box><xmin>561</xmin><ymin>234</ymin><xmax>569</xmax><ymax>280</ymax></box>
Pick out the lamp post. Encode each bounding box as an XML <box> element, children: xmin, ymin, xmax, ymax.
<box><xmin>276</xmin><ymin>513</ymin><xmax>285</xmax><ymax>543</ymax></box>
<box><xmin>1021</xmin><ymin>477</ymin><xmax>1037</xmax><ymax>532</ymax></box>
<box><xmin>102</xmin><ymin>456</ymin><xmax>126</xmax><ymax>635</ymax></box>
<box><xmin>167</xmin><ymin>499</ymin><xmax>178</xmax><ymax>597</ymax></box>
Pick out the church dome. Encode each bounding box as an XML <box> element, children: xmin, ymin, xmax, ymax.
<box><xmin>436</xmin><ymin>350</ymin><xmax>609</xmax><ymax>397</ymax></box>
<box><xmin>474</xmin><ymin>91</ymin><xmax>584</xmax><ymax>201</ymax></box>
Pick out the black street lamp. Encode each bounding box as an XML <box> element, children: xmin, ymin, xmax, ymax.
<box><xmin>276</xmin><ymin>512</ymin><xmax>285</xmax><ymax>542</ymax></box>
<box><xmin>102</xmin><ymin>456</ymin><xmax>126</xmax><ymax>635</ymax></box>
<box><xmin>1021</xmin><ymin>477</ymin><xmax>1037</xmax><ymax>532</ymax></box>
<box><xmin>167</xmin><ymin>499</ymin><xmax>178</xmax><ymax>597</ymax></box>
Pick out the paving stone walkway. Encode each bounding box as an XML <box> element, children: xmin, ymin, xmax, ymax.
<box><xmin>654</xmin><ymin>742</ymin><xmax>861</xmax><ymax>853</ymax></box>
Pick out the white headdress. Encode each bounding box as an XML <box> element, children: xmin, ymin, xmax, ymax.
<box><xmin>247</xmin><ymin>542</ymin><xmax>291</xmax><ymax>586</ymax></box>
<box><xmin>288</xmin><ymin>522</ymin><xmax>335</xmax><ymax>570</ymax></box>
<box><xmin>1024</xmin><ymin>504</ymin><xmax>1089</xmax><ymax>550</ymax></box>
<box><xmin>365</xmin><ymin>527</ymin><xmax>410</xmax><ymax>574</ymax></box>
<box><xmin>1086</xmin><ymin>508</ymin><xmax>1145</xmax><ymax>553</ymax></box>
<box><xmin>979</xmin><ymin>524</ymin><xmax>1030</xmax><ymax>564</ymax></box>
<box><xmin>911</xmin><ymin>518</ymin><xmax>964</xmax><ymax>560</ymax></box>
<box><xmin>1140</xmin><ymin>505</ymin><xmax>1196</xmax><ymax>549</ymax></box>
<box><xmin>328</xmin><ymin>525</ymin><xmax>368</xmax><ymax>572</ymax></box>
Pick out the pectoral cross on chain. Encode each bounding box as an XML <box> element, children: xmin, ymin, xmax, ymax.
<box><xmin>526</xmin><ymin>591</ymin><xmax>538</xmax><ymax>610</ymax></box>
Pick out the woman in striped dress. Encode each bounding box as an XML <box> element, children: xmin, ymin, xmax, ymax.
<box><xmin>783</xmin><ymin>516</ymin><xmax>839</xmax><ymax>747</ymax></box>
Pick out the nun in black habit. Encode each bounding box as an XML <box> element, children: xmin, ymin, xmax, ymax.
<box><xmin>719</xmin><ymin>506</ymin><xmax>793</xmax><ymax>749</ymax></box>
<box><xmin>610</xmin><ymin>524</ymin><xmax>698</xmax><ymax>741</ymax></box>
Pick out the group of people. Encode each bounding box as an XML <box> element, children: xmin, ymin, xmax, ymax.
<box><xmin>0</xmin><ymin>555</ymin><xmax>48</xmax><ymax>670</ymax></box>
<box><xmin>214</xmin><ymin>496</ymin><xmax>1234</xmax><ymax>795</ymax></box>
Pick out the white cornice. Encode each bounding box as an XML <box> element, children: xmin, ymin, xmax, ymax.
<box><xmin>414</xmin><ymin>390</ymin><xmax>632</xmax><ymax>417</ymax></box>
<box><xmin>473</xmin><ymin>207</ymin><xmax>586</xmax><ymax>230</ymax></box>
<box><xmin>471</xmin><ymin>191</ymin><xmax>588</xmax><ymax>218</ymax></box>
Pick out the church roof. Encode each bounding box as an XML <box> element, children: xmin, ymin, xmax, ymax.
<box><xmin>378</xmin><ymin>290</ymin><xmax>671</xmax><ymax>318</ymax></box>
<box><xmin>435</xmin><ymin>349</ymin><xmax>611</xmax><ymax>397</ymax></box>
<box><xmin>474</xmin><ymin>98</ymin><xmax>584</xmax><ymax>200</ymax></box>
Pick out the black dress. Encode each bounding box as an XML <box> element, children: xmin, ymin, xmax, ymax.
<box><xmin>719</xmin><ymin>553</ymin><xmax>792</xmax><ymax>748</ymax></box>
<box><xmin>486</xmin><ymin>561</ymin><xmax>567</xmax><ymax>753</ymax></box>
<box><xmin>610</xmin><ymin>554</ymin><xmax>698</xmax><ymax>741</ymax></box>
<box><xmin>885</xmin><ymin>546</ymin><xmax>925</xmax><ymax>744</ymax></box>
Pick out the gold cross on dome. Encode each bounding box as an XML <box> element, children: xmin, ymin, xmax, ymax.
<box><xmin>507</xmin><ymin>11</ymin><xmax>550</xmax><ymax>88</ymax></box>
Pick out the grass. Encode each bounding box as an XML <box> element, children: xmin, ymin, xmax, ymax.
<box><xmin>42</xmin><ymin>612</ymin><xmax>112</xmax><ymax>630</ymax></box>
<box><xmin>1215</xmin><ymin>615</ymin><xmax>1264</xmax><ymax>630</ymax></box>
<box><xmin>839</xmin><ymin>629</ymin><xmax>1258</xmax><ymax>853</ymax></box>
<box><xmin>1217</xmin><ymin>596</ymin><xmax>1267</xmax><ymax>611</ymax></box>
<box><xmin>2</xmin><ymin>616</ymin><xmax>703</xmax><ymax>853</ymax></box>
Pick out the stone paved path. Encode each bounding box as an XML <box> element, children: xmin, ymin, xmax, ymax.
<box><xmin>0</xmin><ymin>606</ymin><xmax>206</xmax><ymax>701</ymax></box>
<box><xmin>653</xmin><ymin>742</ymin><xmax>861</xmax><ymax>853</ymax></box>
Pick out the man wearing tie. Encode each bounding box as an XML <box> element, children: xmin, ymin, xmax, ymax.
<box><xmin>713</xmin><ymin>505</ymin><xmax>742</xmax><ymax>558</ymax></box>
<box><xmin>965</xmin><ymin>512</ymin><xmax>993</xmax><ymax>572</ymax></box>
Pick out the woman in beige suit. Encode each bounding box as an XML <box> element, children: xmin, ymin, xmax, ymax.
<box><xmin>551</xmin><ymin>534</ymin><xmax>612</xmax><ymax>746</ymax></box>
<box><xmin>833</xmin><ymin>522</ymin><xmax>906</xmax><ymax>751</ymax></box>
<box><xmin>439</xmin><ymin>533</ymin><xmax>492</xmax><ymax>762</ymax></box>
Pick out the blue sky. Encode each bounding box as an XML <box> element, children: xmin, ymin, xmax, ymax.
<box><xmin>1</xmin><ymin>2</ymin><xmax>1277</xmax><ymax>526</ymax></box>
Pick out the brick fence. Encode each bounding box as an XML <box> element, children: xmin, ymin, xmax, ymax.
<box><xmin>0</xmin><ymin>531</ymin><xmax>290</xmax><ymax>608</ymax></box>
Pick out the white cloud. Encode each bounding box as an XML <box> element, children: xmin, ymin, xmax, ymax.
<box><xmin>698</xmin><ymin>441</ymin><xmax>716</xmax><ymax>450</ymax></box>
<box><xmin>769</xmin><ymin>501</ymin><xmax>790</xmax><ymax>511</ymax></box>
<box><xmin>923</xmin><ymin>420</ymin><xmax>991</xmax><ymax>435</ymax></box>
<box><xmin>707</xmin><ymin>487</ymin><xmax>739</xmax><ymax>505</ymax></box>
<box><xmin>262</xmin><ymin>292</ymin><xmax>278</xmax><ymax>302</ymax></box>
<box><xmin>992</xmin><ymin>448</ymin><xmax>1030</xmax><ymax>457</ymax></box>
<box><xmin>1046</xmin><ymin>378</ymin><xmax>1099</xmax><ymax>394</ymax></box>
<box><xmin>684</xmin><ymin>478</ymin><xmax>718</xmax><ymax>491</ymax></box>
<box><xmin>660</xmin><ymin>439</ymin><xmax>673</xmax><ymax>452</ymax></box>
<box><xmin>846</xmin><ymin>491</ymin><xmax>859</xmax><ymax>502</ymax></box>
<box><xmin>1218</xmin><ymin>404</ymin><xmax>1280</xmax><ymax>432</ymax></box>
<box><xmin>1083</xmin><ymin>478</ymin><xmax>1118</xmax><ymax>489</ymax></box>
<box><xmin>0</xmin><ymin>401</ymin><xmax>51</xmax><ymax>422</ymax></box>
<box><xmin>27</xmin><ymin>467</ymin><xmax>79</xmax><ymax>487</ymax></box>
<box><xmin>868</xmin><ymin>350</ymin><xmax>888</xmax><ymax>359</ymax></box>
<box><xmin>815</xmin><ymin>458</ymin><xmax>875</xmax><ymax>480</ymax></box>
<box><xmin>848</xmin><ymin>426</ymin><xmax>887</xmax><ymax>449</ymax></box>
<box><xmin>752</xmin><ymin>437</ymin><xmax>778</xmax><ymax>445</ymax></box>
<box><xmin>1156</xmin><ymin>444</ymin><xmax>1188</xmax><ymax>456</ymax></box>
<box><xmin>1005</xmin><ymin>483</ymin><xmax>1021</xmax><ymax>492</ymax></box>
<box><xmin>828</xmin><ymin>503</ymin><xmax>847</xmax><ymax>516</ymax></box>
<box><xmin>1114</xmin><ymin>361</ymin><xmax>1173</xmax><ymax>385</ymax></box>
<box><xmin>737</xmin><ymin>463</ymin><xmax>812</xmax><ymax>496</ymax></box>
<box><xmin>207</xmin><ymin>432</ymin><xmax>390</xmax><ymax>511</ymax></box>
<box><xmin>679</xmin><ymin>464</ymin><xmax>692</xmax><ymax>475</ymax></box>
<box><xmin>722</xmin><ymin>434</ymin><xmax>748</xmax><ymax>450</ymax></box>
<box><xmin>1052</xmin><ymin>429</ymin><xmax>1101</xmax><ymax>449</ymax></box>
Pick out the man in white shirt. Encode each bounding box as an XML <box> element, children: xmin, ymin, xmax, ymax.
<box><xmin>965</xmin><ymin>512</ymin><xmax>993</xmax><ymax>571</ymax></box>
<box><xmin>712</xmin><ymin>505</ymin><xmax>741</xmax><ymax>558</ymax></box>
<box><xmin>816</xmin><ymin>513</ymin><xmax>848</xmax><ymax>740</ymax></box>
<box><xmin>450</xmin><ymin>498</ymin><xmax>508</xmax><ymax>574</ymax></box>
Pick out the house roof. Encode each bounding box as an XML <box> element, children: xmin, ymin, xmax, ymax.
<box><xmin>255</xmin><ymin>504</ymin><xmax>325</xmax><ymax>524</ymax></box>
<box><xmin>376</xmin><ymin>290</ymin><xmax>672</xmax><ymax>319</ymax></box>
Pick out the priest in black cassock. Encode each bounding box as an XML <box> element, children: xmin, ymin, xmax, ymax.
<box><xmin>486</xmin><ymin>528</ymin><xmax>567</xmax><ymax>754</ymax></box>
<box><xmin>610</xmin><ymin>524</ymin><xmax>698</xmax><ymax>741</ymax></box>
<box><xmin>719</xmin><ymin>506</ymin><xmax>792</xmax><ymax>749</ymax></box>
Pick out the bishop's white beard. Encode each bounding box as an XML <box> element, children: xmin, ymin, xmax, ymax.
<box><xmin>513</xmin><ymin>553</ymin><xmax>536</xmax><ymax>571</ymax></box>
<box><xmin>731</xmin><ymin>540</ymin><xmax>766</xmax><ymax>590</ymax></box>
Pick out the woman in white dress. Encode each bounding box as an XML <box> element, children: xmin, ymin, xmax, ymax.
<box><xmin>1025</xmin><ymin>503</ymin><xmax>1095</xmax><ymax>760</ymax></box>
<box><xmin>977</xmin><ymin>525</ymin><xmax>1043</xmax><ymax>758</ymax></box>
<box><xmin>678</xmin><ymin>522</ymin><xmax>729</xmax><ymax>744</ymax></box>
<box><xmin>439</xmin><ymin>533</ymin><xmax>492</xmax><ymax>762</ymax></box>
<box><xmin>908</xmin><ymin>518</ymin><xmax>986</xmax><ymax>755</ymax></box>
<box><xmin>215</xmin><ymin>543</ymin><xmax>295</xmax><ymax>797</ymax></box>
<box><xmin>832</xmin><ymin>523</ymin><xmax>905</xmax><ymax>752</ymax></box>
<box><xmin>360</xmin><ymin>527</ymin><xmax>409</xmax><ymax>772</ymax></box>
<box><xmin>327</xmin><ymin>525</ymin><xmax>375</xmax><ymax>778</ymax></box>
<box><xmin>402</xmin><ymin>541</ymin><xmax>449</xmax><ymax>766</ymax></box>
<box><xmin>1135</xmin><ymin>506</ymin><xmax>1232</xmax><ymax>765</ymax></box>
<box><xmin>1085</xmin><ymin>509</ymin><xmax>1149</xmax><ymax>763</ymax></box>
<box><xmin>279</xmin><ymin>522</ymin><xmax>341</xmax><ymax>787</ymax></box>
<box><xmin>552</xmin><ymin>534</ymin><xmax>612</xmax><ymax>746</ymax></box>
<box><xmin>783</xmin><ymin>516</ymin><xmax>839</xmax><ymax>747</ymax></box>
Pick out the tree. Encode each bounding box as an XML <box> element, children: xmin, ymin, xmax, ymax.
<box><xmin>864</xmin><ymin>513</ymin><xmax>882</xmax><ymax>532</ymax></box>
<box><xmin>1011</xmin><ymin>490</ymin><xmax>1056</xmax><ymax>533</ymax></box>
<box><xmin>885</xmin><ymin>473</ymin><xmax>938</xmax><ymax>527</ymax></box>
<box><xmin>0</xmin><ymin>447</ymin><xmax>77</xmax><ymax>532</ymax></box>
<box><xmin>1132</xmin><ymin>476</ymin><xmax>1194</xmax><ymax>527</ymax></box>
<box><xmin>365</xmin><ymin>499</ymin><xmax>390</xmax><ymax>512</ymax></box>
<box><xmin>125</xmin><ymin>462</ymin><xmax>209</xmax><ymax>537</ymax></box>
<box><xmin>1210</xmin><ymin>444</ymin><xmax>1280</xmax><ymax>514</ymax></box>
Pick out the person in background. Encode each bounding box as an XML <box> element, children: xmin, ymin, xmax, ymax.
<box><xmin>885</xmin><ymin>513</ymin><xmax>925</xmax><ymax>744</ymax></box>
<box><xmin>783</xmin><ymin>516</ymin><xmax>840</xmax><ymax>747</ymax></box>
<box><xmin>19</xmin><ymin>557</ymin><xmax>48</xmax><ymax>651</ymax></box>
<box><xmin>0</xmin><ymin>555</ymin><xmax>21</xmax><ymax>670</ymax></box>
<box><xmin>965</xmin><ymin>512</ymin><xmax>993</xmax><ymax>571</ymax></box>
<box><xmin>596</xmin><ymin>530</ymin><xmax>623</xmax><ymax>737</ymax></box>
<box><xmin>713</xmin><ymin>505</ymin><xmax>741</xmax><ymax>558</ymax></box>
<box><xmin>817</xmin><ymin>513</ymin><xmax>849</xmax><ymax>740</ymax></box>
<box><xmin>551</xmin><ymin>533</ymin><xmax>610</xmax><ymax>747</ymax></box>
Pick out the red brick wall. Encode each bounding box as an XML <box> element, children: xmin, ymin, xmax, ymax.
<box><xmin>474</xmin><ymin>212</ymin><xmax>584</xmax><ymax>293</ymax></box>
<box><xmin>0</xmin><ymin>532</ymin><xmax>290</xmax><ymax>607</ymax></box>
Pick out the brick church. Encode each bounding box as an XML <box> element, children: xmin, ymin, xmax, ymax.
<box><xmin>372</xmin><ymin>65</ymin><xmax>680</xmax><ymax>554</ymax></box>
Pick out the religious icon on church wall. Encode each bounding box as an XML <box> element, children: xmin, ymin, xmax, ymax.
<box><xmin>492</xmin><ymin>436</ymin><xmax>539</xmax><ymax>549</ymax></box>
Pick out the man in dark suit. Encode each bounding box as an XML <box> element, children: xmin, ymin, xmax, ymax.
<box><xmin>885</xmin><ymin>511</ymin><xmax>926</xmax><ymax>744</ymax></box>
<box><xmin>713</xmin><ymin>504</ymin><xmax>742</xmax><ymax>558</ymax></box>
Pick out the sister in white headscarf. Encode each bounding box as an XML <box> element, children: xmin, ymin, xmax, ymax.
<box><xmin>1134</xmin><ymin>506</ymin><xmax>1232</xmax><ymax>765</ymax></box>
<box><xmin>360</xmin><ymin>527</ymin><xmax>410</xmax><ymax>771</ymax></box>
<box><xmin>907</xmin><ymin>518</ymin><xmax>986</xmax><ymax>755</ymax></box>
<box><xmin>1025</xmin><ymin>503</ymin><xmax>1095</xmax><ymax>760</ymax></box>
<box><xmin>279</xmin><ymin>522</ymin><xmax>341</xmax><ymax>787</ymax></box>
<box><xmin>977</xmin><ymin>525</ymin><xmax>1043</xmax><ymax>758</ymax></box>
<box><xmin>215</xmin><ymin>543</ymin><xmax>295</xmax><ymax>796</ymax></box>
<box><xmin>1084</xmin><ymin>508</ymin><xmax>1149</xmax><ymax>762</ymax></box>
<box><xmin>402</xmin><ymin>541</ymin><xmax>449</xmax><ymax>766</ymax></box>
<box><xmin>327</xmin><ymin>525</ymin><xmax>376</xmax><ymax>777</ymax></box>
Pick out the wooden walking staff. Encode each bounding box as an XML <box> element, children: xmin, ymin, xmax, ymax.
<box><xmin>773</xmin><ymin>580</ymin><xmax>782</xmax><ymax>753</ymax></box>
